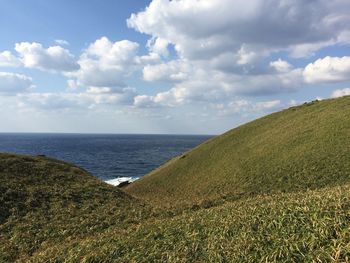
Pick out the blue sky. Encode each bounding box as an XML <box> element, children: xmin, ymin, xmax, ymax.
<box><xmin>0</xmin><ymin>0</ymin><xmax>349</xmax><ymax>134</ymax></box>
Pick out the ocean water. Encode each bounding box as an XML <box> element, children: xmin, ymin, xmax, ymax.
<box><xmin>0</xmin><ymin>133</ymin><xmax>212</xmax><ymax>182</ymax></box>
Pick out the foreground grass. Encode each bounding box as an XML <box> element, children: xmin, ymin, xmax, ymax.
<box><xmin>126</xmin><ymin>96</ymin><xmax>350</xmax><ymax>208</ymax></box>
<box><xmin>30</xmin><ymin>184</ymin><xmax>350</xmax><ymax>262</ymax></box>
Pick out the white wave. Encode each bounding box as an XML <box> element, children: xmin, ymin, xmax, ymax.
<box><xmin>105</xmin><ymin>177</ymin><xmax>139</xmax><ymax>186</ymax></box>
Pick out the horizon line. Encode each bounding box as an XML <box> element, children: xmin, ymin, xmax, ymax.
<box><xmin>0</xmin><ymin>131</ymin><xmax>216</xmax><ymax>136</ymax></box>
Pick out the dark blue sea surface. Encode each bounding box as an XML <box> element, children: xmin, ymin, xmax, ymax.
<box><xmin>0</xmin><ymin>133</ymin><xmax>212</xmax><ymax>181</ymax></box>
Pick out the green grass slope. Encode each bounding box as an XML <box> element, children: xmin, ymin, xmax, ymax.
<box><xmin>0</xmin><ymin>153</ymin><xmax>152</xmax><ymax>262</ymax></box>
<box><xmin>126</xmin><ymin>96</ymin><xmax>350</xmax><ymax>207</ymax></box>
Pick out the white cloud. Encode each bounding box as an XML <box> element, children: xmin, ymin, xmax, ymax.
<box><xmin>128</xmin><ymin>0</ymin><xmax>350</xmax><ymax>60</ymax></box>
<box><xmin>289</xmin><ymin>40</ymin><xmax>334</xmax><ymax>58</ymax></box>
<box><xmin>137</xmin><ymin>66</ymin><xmax>303</xmax><ymax>107</ymax></box>
<box><xmin>17</xmin><ymin>88</ymin><xmax>137</xmax><ymax>111</ymax></box>
<box><xmin>137</xmin><ymin>52</ymin><xmax>161</xmax><ymax>64</ymax></box>
<box><xmin>331</xmin><ymin>88</ymin><xmax>350</xmax><ymax>98</ymax></box>
<box><xmin>70</xmin><ymin>37</ymin><xmax>139</xmax><ymax>88</ymax></box>
<box><xmin>127</xmin><ymin>0</ymin><xmax>350</xmax><ymax>106</ymax></box>
<box><xmin>0</xmin><ymin>51</ymin><xmax>22</xmax><ymax>67</ymax></box>
<box><xmin>86</xmin><ymin>86</ymin><xmax>134</xmax><ymax>95</ymax></box>
<box><xmin>255</xmin><ymin>100</ymin><xmax>282</xmax><ymax>110</ymax></box>
<box><xmin>67</xmin><ymin>79</ymin><xmax>78</xmax><ymax>90</ymax></box>
<box><xmin>54</xmin><ymin>39</ymin><xmax>69</xmax><ymax>46</ymax></box>
<box><xmin>86</xmin><ymin>87</ymin><xmax>136</xmax><ymax>105</ymax></box>
<box><xmin>270</xmin><ymin>59</ymin><xmax>293</xmax><ymax>73</ymax></box>
<box><xmin>0</xmin><ymin>72</ymin><xmax>34</xmax><ymax>94</ymax></box>
<box><xmin>143</xmin><ymin>59</ymin><xmax>191</xmax><ymax>82</ymax></box>
<box><xmin>236</xmin><ymin>45</ymin><xmax>259</xmax><ymax>65</ymax></box>
<box><xmin>86</xmin><ymin>87</ymin><xmax>115</xmax><ymax>94</ymax></box>
<box><xmin>134</xmin><ymin>95</ymin><xmax>158</xmax><ymax>108</ymax></box>
<box><xmin>212</xmin><ymin>99</ymin><xmax>282</xmax><ymax>116</ymax></box>
<box><xmin>17</xmin><ymin>93</ymin><xmax>85</xmax><ymax>110</ymax></box>
<box><xmin>303</xmin><ymin>56</ymin><xmax>350</xmax><ymax>83</ymax></box>
<box><xmin>147</xmin><ymin>37</ymin><xmax>169</xmax><ymax>57</ymax></box>
<box><xmin>15</xmin><ymin>42</ymin><xmax>79</xmax><ymax>72</ymax></box>
<box><xmin>85</xmin><ymin>37</ymin><xmax>138</xmax><ymax>62</ymax></box>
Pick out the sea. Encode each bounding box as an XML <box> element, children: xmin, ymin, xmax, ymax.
<box><xmin>0</xmin><ymin>133</ymin><xmax>212</xmax><ymax>184</ymax></box>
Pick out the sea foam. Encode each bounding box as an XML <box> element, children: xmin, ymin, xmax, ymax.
<box><xmin>105</xmin><ymin>177</ymin><xmax>139</xmax><ymax>186</ymax></box>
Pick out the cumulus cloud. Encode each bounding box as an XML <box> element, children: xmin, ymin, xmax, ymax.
<box><xmin>270</xmin><ymin>59</ymin><xmax>293</xmax><ymax>73</ymax></box>
<box><xmin>0</xmin><ymin>51</ymin><xmax>22</xmax><ymax>67</ymax></box>
<box><xmin>15</xmin><ymin>42</ymin><xmax>79</xmax><ymax>72</ymax></box>
<box><xmin>134</xmin><ymin>77</ymin><xmax>229</xmax><ymax>108</ymax></box>
<box><xmin>70</xmin><ymin>37</ymin><xmax>139</xmax><ymax>88</ymax></box>
<box><xmin>0</xmin><ymin>72</ymin><xmax>34</xmax><ymax>94</ymax></box>
<box><xmin>136</xmin><ymin>65</ymin><xmax>303</xmax><ymax>108</ymax></box>
<box><xmin>124</xmin><ymin>0</ymin><xmax>350</xmax><ymax>107</ymax></box>
<box><xmin>128</xmin><ymin>0</ymin><xmax>350</xmax><ymax>60</ymax></box>
<box><xmin>147</xmin><ymin>37</ymin><xmax>169</xmax><ymax>57</ymax></box>
<box><xmin>303</xmin><ymin>56</ymin><xmax>350</xmax><ymax>83</ymax></box>
<box><xmin>143</xmin><ymin>59</ymin><xmax>191</xmax><ymax>82</ymax></box>
<box><xmin>331</xmin><ymin>88</ymin><xmax>350</xmax><ymax>98</ymax></box>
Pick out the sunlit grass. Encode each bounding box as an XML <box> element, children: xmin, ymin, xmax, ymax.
<box><xmin>126</xmin><ymin>96</ymin><xmax>350</xmax><ymax>208</ymax></box>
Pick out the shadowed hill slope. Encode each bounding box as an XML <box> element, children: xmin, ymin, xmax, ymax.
<box><xmin>125</xmin><ymin>96</ymin><xmax>350</xmax><ymax>207</ymax></box>
<box><xmin>0</xmin><ymin>153</ymin><xmax>152</xmax><ymax>262</ymax></box>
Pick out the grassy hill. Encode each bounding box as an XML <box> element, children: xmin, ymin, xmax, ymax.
<box><xmin>1</xmin><ymin>96</ymin><xmax>350</xmax><ymax>262</ymax></box>
<box><xmin>125</xmin><ymin>96</ymin><xmax>350</xmax><ymax>208</ymax></box>
<box><xmin>0</xmin><ymin>153</ymin><xmax>153</xmax><ymax>262</ymax></box>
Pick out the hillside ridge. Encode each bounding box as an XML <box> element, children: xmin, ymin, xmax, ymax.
<box><xmin>125</xmin><ymin>96</ymin><xmax>350</xmax><ymax>207</ymax></box>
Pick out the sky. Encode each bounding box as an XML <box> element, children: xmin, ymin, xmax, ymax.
<box><xmin>0</xmin><ymin>0</ymin><xmax>349</xmax><ymax>135</ymax></box>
